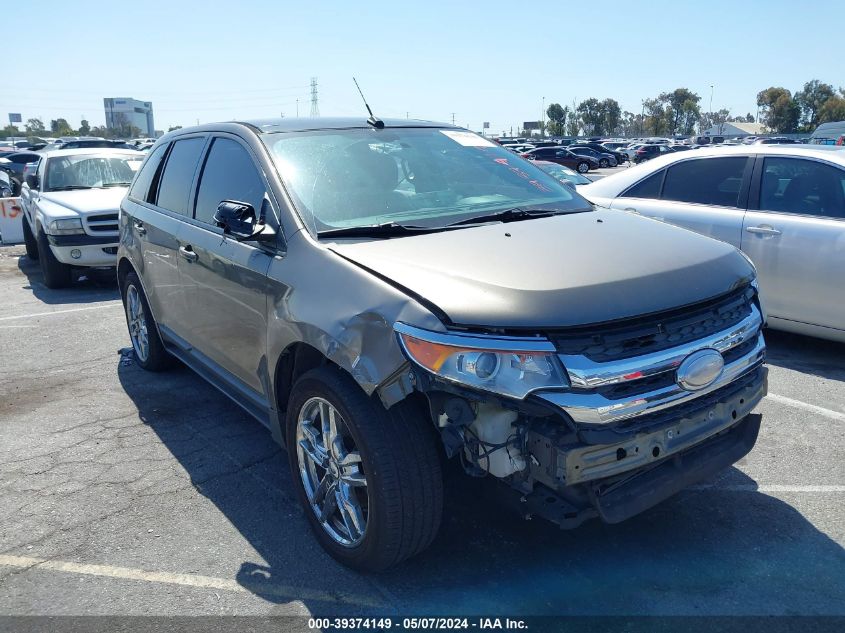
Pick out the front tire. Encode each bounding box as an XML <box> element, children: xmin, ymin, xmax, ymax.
<box><xmin>286</xmin><ymin>366</ymin><xmax>443</xmax><ymax>571</ymax></box>
<box><xmin>122</xmin><ymin>272</ymin><xmax>173</xmax><ymax>371</ymax></box>
<box><xmin>22</xmin><ymin>216</ymin><xmax>38</xmax><ymax>260</ymax></box>
<box><xmin>577</xmin><ymin>161</ymin><xmax>590</xmax><ymax>174</ymax></box>
<box><xmin>599</xmin><ymin>158</ymin><xmax>609</xmax><ymax>168</ymax></box>
<box><xmin>36</xmin><ymin>230</ymin><xmax>71</xmax><ymax>289</ymax></box>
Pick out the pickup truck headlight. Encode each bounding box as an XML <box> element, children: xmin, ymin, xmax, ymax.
<box><xmin>395</xmin><ymin>323</ymin><xmax>569</xmax><ymax>399</ymax></box>
<box><xmin>48</xmin><ymin>218</ymin><xmax>85</xmax><ymax>235</ymax></box>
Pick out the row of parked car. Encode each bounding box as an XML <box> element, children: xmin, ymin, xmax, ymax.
<box><xmin>8</xmin><ymin>115</ymin><xmax>844</xmax><ymax>572</ymax></box>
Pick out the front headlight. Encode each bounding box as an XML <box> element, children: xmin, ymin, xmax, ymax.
<box><xmin>48</xmin><ymin>218</ymin><xmax>84</xmax><ymax>235</ymax></box>
<box><xmin>395</xmin><ymin>323</ymin><xmax>569</xmax><ymax>399</ymax></box>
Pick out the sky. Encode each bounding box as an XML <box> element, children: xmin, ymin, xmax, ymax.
<box><xmin>5</xmin><ymin>0</ymin><xmax>845</xmax><ymax>135</ymax></box>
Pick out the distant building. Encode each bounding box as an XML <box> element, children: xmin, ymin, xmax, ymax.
<box><xmin>104</xmin><ymin>98</ymin><xmax>155</xmax><ymax>136</ymax></box>
<box><xmin>703</xmin><ymin>121</ymin><xmax>765</xmax><ymax>137</ymax></box>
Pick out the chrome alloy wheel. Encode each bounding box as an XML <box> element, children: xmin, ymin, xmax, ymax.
<box><xmin>296</xmin><ymin>397</ymin><xmax>369</xmax><ymax>547</ymax></box>
<box><xmin>125</xmin><ymin>284</ymin><xmax>149</xmax><ymax>362</ymax></box>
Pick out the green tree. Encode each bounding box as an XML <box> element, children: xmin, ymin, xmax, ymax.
<box><xmin>25</xmin><ymin>118</ymin><xmax>46</xmax><ymax>134</ymax></box>
<box><xmin>709</xmin><ymin>109</ymin><xmax>731</xmax><ymax>134</ymax></box>
<box><xmin>167</xmin><ymin>125</ymin><xmax>183</xmax><ymax>132</ymax></box>
<box><xmin>642</xmin><ymin>98</ymin><xmax>669</xmax><ymax>136</ymax></box>
<box><xmin>757</xmin><ymin>87</ymin><xmax>800</xmax><ymax>133</ymax></box>
<box><xmin>599</xmin><ymin>98</ymin><xmax>621</xmax><ymax>135</ymax></box>
<box><xmin>78</xmin><ymin>119</ymin><xmax>91</xmax><ymax>136</ymax></box>
<box><xmin>50</xmin><ymin>118</ymin><xmax>74</xmax><ymax>135</ymax></box>
<box><xmin>660</xmin><ymin>88</ymin><xmax>701</xmax><ymax>135</ymax></box>
<box><xmin>545</xmin><ymin>103</ymin><xmax>567</xmax><ymax>137</ymax></box>
<box><xmin>576</xmin><ymin>98</ymin><xmax>604</xmax><ymax>135</ymax></box>
<box><xmin>1</xmin><ymin>125</ymin><xmax>21</xmax><ymax>139</ymax></box>
<box><xmin>818</xmin><ymin>96</ymin><xmax>845</xmax><ymax>124</ymax></box>
<box><xmin>794</xmin><ymin>79</ymin><xmax>835</xmax><ymax>130</ymax></box>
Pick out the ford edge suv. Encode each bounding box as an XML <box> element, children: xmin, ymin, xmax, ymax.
<box><xmin>118</xmin><ymin>118</ymin><xmax>767</xmax><ymax>570</ymax></box>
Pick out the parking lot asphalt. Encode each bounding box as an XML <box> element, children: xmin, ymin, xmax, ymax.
<box><xmin>0</xmin><ymin>243</ymin><xmax>843</xmax><ymax>618</ymax></box>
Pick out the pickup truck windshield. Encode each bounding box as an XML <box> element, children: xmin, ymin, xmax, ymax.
<box><xmin>45</xmin><ymin>154</ymin><xmax>143</xmax><ymax>191</ymax></box>
<box><xmin>263</xmin><ymin>127</ymin><xmax>592</xmax><ymax>235</ymax></box>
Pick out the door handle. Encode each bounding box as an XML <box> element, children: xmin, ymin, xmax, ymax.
<box><xmin>623</xmin><ymin>207</ymin><xmax>639</xmax><ymax>213</ymax></box>
<box><xmin>133</xmin><ymin>220</ymin><xmax>146</xmax><ymax>235</ymax></box>
<box><xmin>745</xmin><ymin>225</ymin><xmax>781</xmax><ymax>236</ymax></box>
<box><xmin>179</xmin><ymin>245</ymin><xmax>199</xmax><ymax>262</ymax></box>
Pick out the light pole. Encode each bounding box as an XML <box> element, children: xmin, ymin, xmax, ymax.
<box><xmin>541</xmin><ymin>96</ymin><xmax>546</xmax><ymax>137</ymax></box>
<box><xmin>709</xmin><ymin>85</ymin><xmax>714</xmax><ymax>115</ymax></box>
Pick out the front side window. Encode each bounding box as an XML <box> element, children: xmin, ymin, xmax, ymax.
<box><xmin>44</xmin><ymin>153</ymin><xmax>143</xmax><ymax>191</ymax></box>
<box><xmin>661</xmin><ymin>157</ymin><xmax>748</xmax><ymax>207</ymax></box>
<box><xmin>263</xmin><ymin>127</ymin><xmax>588</xmax><ymax>234</ymax></box>
<box><xmin>759</xmin><ymin>157</ymin><xmax>845</xmax><ymax>219</ymax></box>
<box><xmin>155</xmin><ymin>137</ymin><xmax>205</xmax><ymax>215</ymax></box>
<box><xmin>194</xmin><ymin>138</ymin><xmax>266</xmax><ymax>225</ymax></box>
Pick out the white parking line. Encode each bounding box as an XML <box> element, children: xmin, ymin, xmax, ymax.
<box><xmin>0</xmin><ymin>554</ymin><xmax>385</xmax><ymax>608</ymax></box>
<box><xmin>689</xmin><ymin>484</ymin><xmax>845</xmax><ymax>492</ymax></box>
<box><xmin>766</xmin><ymin>393</ymin><xmax>845</xmax><ymax>422</ymax></box>
<box><xmin>0</xmin><ymin>303</ymin><xmax>122</xmax><ymax>322</ymax></box>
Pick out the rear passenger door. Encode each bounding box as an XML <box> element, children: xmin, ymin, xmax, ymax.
<box><xmin>742</xmin><ymin>155</ymin><xmax>845</xmax><ymax>332</ymax></box>
<box><xmin>608</xmin><ymin>155</ymin><xmax>752</xmax><ymax>247</ymax></box>
<box><xmin>176</xmin><ymin>135</ymin><xmax>278</xmax><ymax>402</ymax></box>
<box><xmin>129</xmin><ymin>136</ymin><xmax>207</xmax><ymax>340</ymax></box>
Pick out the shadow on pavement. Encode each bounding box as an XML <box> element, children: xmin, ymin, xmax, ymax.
<box><xmin>764</xmin><ymin>328</ymin><xmax>845</xmax><ymax>382</ymax></box>
<box><xmin>16</xmin><ymin>254</ymin><xmax>119</xmax><ymax>305</ymax></box>
<box><xmin>117</xmin><ymin>353</ymin><xmax>845</xmax><ymax>616</ymax></box>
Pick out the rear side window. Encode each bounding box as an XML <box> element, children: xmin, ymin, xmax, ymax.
<box><xmin>662</xmin><ymin>157</ymin><xmax>748</xmax><ymax>207</ymax></box>
<box><xmin>128</xmin><ymin>143</ymin><xmax>168</xmax><ymax>202</ymax></box>
<box><xmin>155</xmin><ymin>137</ymin><xmax>205</xmax><ymax>215</ymax></box>
<box><xmin>759</xmin><ymin>157</ymin><xmax>845</xmax><ymax>219</ymax></box>
<box><xmin>194</xmin><ymin>138</ymin><xmax>266</xmax><ymax>225</ymax></box>
<box><xmin>622</xmin><ymin>170</ymin><xmax>664</xmax><ymax>199</ymax></box>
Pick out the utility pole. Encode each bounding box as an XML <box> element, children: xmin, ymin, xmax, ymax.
<box><xmin>310</xmin><ymin>78</ymin><xmax>319</xmax><ymax>117</ymax></box>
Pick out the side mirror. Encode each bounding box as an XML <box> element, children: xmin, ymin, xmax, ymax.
<box><xmin>25</xmin><ymin>174</ymin><xmax>39</xmax><ymax>190</ymax></box>
<box><xmin>214</xmin><ymin>200</ymin><xmax>277</xmax><ymax>244</ymax></box>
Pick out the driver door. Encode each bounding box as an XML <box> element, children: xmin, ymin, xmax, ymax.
<box><xmin>176</xmin><ymin>135</ymin><xmax>278</xmax><ymax>399</ymax></box>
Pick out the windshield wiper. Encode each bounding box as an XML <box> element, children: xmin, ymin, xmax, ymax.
<box><xmin>445</xmin><ymin>206</ymin><xmax>573</xmax><ymax>227</ymax></box>
<box><xmin>317</xmin><ymin>221</ymin><xmax>437</xmax><ymax>239</ymax></box>
<box><xmin>99</xmin><ymin>182</ymin><xmax>132</xmax><ymax>188</ymax></box>
<box><xmin>48</xmin><ymin>185</ymin><xmax>93</xmax><ymax>191</ymax></box>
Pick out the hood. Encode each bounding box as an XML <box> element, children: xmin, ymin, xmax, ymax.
<box><xmin>328</xmin><ymin>210</ymin><xmax>754</xmax><ymax>329</ymax></box>
<box><xmin>39</xmin><ymin>188</ymin><xmax>126</xmax><ymax>215</ymax></box>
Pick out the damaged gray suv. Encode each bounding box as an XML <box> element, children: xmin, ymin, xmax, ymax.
<box><xmin>118</xmin><ymin>118</ymin><xmax>767</xmax><ymax>570</ymax></box>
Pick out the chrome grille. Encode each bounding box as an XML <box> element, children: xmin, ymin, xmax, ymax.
<box><xmin>547</xmin><ymin>286</ymin><xmax>755</xmax><ymax>363</ymax></box>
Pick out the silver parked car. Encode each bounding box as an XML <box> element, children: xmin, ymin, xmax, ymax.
<box><xmin>118</xmin><ymin>118</ymin><xmax>766</xmax><ymax>570</ymax></box>
<box><xmin>579</xmin><ymin>145</ymin><xmax>845</xmax><ymax>342</ymax></box>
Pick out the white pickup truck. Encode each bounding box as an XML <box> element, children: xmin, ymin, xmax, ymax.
<box><xmin>20</xmin><ymin>148</ymin><xmax>143</xmax><ymax>288</ymax></box>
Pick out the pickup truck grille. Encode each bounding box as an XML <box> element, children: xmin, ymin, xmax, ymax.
<box><xmin>85</xmin><ymin>213</ymin><xmax>119</xmax><ymax>234</ymax></box>
<box><xmin>546</xmin><ymin>285</ymin><xmax>754</xmax><ymax>363</ymax></box>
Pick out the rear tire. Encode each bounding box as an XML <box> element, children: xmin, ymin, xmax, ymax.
<box><xmin>599</xmin><ymin>158</ymin><xmax>609</xmax><ymax>168</ymax></box>
<box><xmin>286</xmin><ymin>366</ymin><xmax>443</xmax><ymax>571</ymax></box>
<box><xmin>121</xmin><ymin>272</ymin><xmax>173</xmax><ymax>371</ymax></box>
<box><xmin>577</xmin><ymin>161</ymin><xmax>590</xmax><ymax>174</ymax></box>
<box><xmin>22</xmin><ymin>216</ymin><xmax>38</xmax><ymax>260</ymax></box>
<box><xmin>36</xmin><ymin>230</ymin><xmax>71</xmax><ymax>289</ymax></box>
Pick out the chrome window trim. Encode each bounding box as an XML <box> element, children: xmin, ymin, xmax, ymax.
<box><xmin>561</xmin><ymin>304</ymin><xmax>762</xmax><ymax>389</ymax></box>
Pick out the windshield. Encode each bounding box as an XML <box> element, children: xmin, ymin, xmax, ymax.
<box><xmin>262</xmin><ymin>127</ymin><xmax>591</xmax><ymax>235</ymax></box>
<box><xmin>45</xmin><ymin>154</ymin><xmax>142</xmax><ymax>191</ymax></box>
<box><xmin>537</xmin><ymin>163</ymin><xmax>591</xmax><ymax>185</ymax></box>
